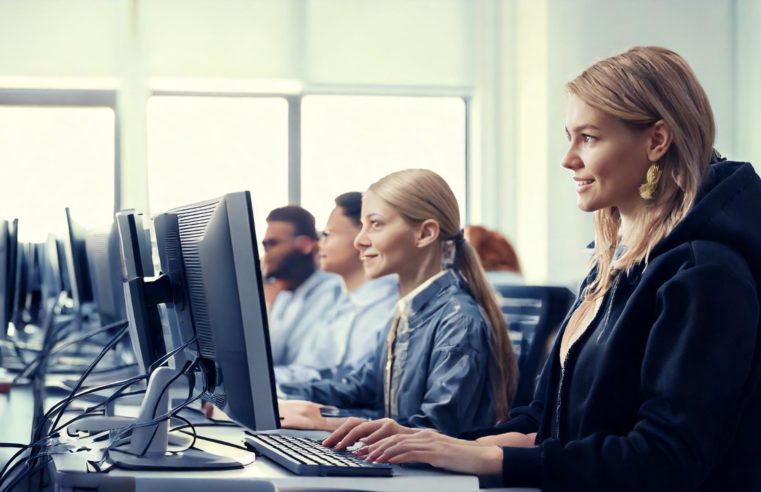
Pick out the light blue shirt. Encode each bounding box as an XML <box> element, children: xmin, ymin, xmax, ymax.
<box><xmin>268</xmin><ymin>270</ymin><xmax>343</xmax><ymax>365</ymax></box>
<box><xmin>275</xmin><ymin>274</ymin><xmax>399</xmax><ymax>385</ymax></box>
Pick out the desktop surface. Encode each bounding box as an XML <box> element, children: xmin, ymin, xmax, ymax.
<box><xmin>1</xmin><ymin>384</ymin><xmax>539</xmax><ymax>492</ymax></box>
<box><xmin>50</xmin><ymin>425</ymin><xmax>482</xmax><ymax>492</ymax></box>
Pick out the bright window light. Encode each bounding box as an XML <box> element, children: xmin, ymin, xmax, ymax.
<box><xmin>0</xmin><ymin>106</ymin><xmax>115</xmax><ymax>243</ymax></box>
<box><xmin>147</xmin><ymin>96</ymin><xmax>289</xmax><ymax>234</ymax></box>
<box><xmin>301</xmin><ymin>95</ymin><xmax>466</xmax><ymax>229</ymax></box>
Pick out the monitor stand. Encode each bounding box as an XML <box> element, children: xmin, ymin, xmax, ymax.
<box><xmin>68</xmin><ymin>366</ymin><xmax>244</xmax><ymax>470</ymax></box>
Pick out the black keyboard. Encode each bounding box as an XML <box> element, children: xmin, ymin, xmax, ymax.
<box><xmin>244</xmin><ymin>433</ymin><xmax>393</xmax><ymax>477</ymax></box>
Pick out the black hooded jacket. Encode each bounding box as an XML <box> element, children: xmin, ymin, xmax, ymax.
<box><xmin>479</xmin><ymin>161</ymin><xmax>761</xmax><ymax>491</ymax></box>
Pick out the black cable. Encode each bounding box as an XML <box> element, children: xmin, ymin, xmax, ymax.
<box><xmin>147</xmin><ymin>337</ymin><xmax>198</xmax><ymax>375</ymax></box>
<box><xmin>2</xmin><ymin>380</ymin><xmax>148</xmax><ymax>483</ymax></box>
<box><xmin>180</xmin><ymin>432</ymin><xmax>250</xmax><ymax>452</ymax></box>
<box><xmin>49</xmin><ymin>317</ymin><xmax>78</xmax><ymax>344</ymax></box>
<box><xmin>0</xmin><ymin>455</ymin><xmax>50</xmax><ymax>492</ymax></box>
<box><xmin>169</xmin><ymin>415</ymin><xmax>197</xmax><ymax>453</ymax></box>
<box><xmin>0</xmin><ymin>444</ymin><xmax>43</xmax><ymax>492</ymax></box>
<box><xmin>22</xmin><ymin>324</ymin><xmax>129</xmax><ymax>482</ymax></box>
<box><xmin>10</xmin><ymin>339</ymin><xmax>31</xmax><ymax>365</ymax></box>
<box><xmin>48</xmin><ymin>325</ymin><xmax>130</xmax><ymax>435</ymax></box>
<box><xmin>36</xmin><ymin>335</ymin><xmax>197</xmax><ymax>443</ymax></box>
<box><xmin>103</xmin><ymin>363</ymin><xmax>206</xmax><ymax>459</ymax></box>
<box><xmin>2</xmin><ymin>322</ymin><xmax>125</xmax><ymax>483</ymax></box>
<box><xmin>137</xmin><ymin>359</ymin><xmax>198</xmax><ymax>456</ymax></box>
<box><xmin>52</xmin><ymin>389</ymin><xmax>147</xmax><ymax>436</ymax></box>
<box><xmin>170</xmin><ymin>426</ymin><xmax>250</xmax><ymax>452</ymax></box>
<box><xmin>109</xmin><ymin>337</ymin><xmax>199</xmax><ymax>454</ymax></box>
<box><xmin>172</xmin><ymin>418</ymin><xmax>240</xmax><ymax>428</ymax></box>
<box><xmin>49</xmin><ymin>318</ymin><xmax>126</xmax><ymax>358</ymax></box>
<box><xmin>88</xmin><ymin>363</ymin><xmax>137</xmax><ymax>375</ymax></box>
<box><xmin>12</xmin><ymin>320</ymin><xmax>128</xmax><ymax>385</ymax></box>
<box><xmin>0</xmin><ymin>446</ymin><xmax>32</xmax><ymax>484</ymax></box>
<box><xmin>1</xmin><ymin>370</ymin><xmax>140</xmax><ymax>486</ymax></box>
<box><xmin>103</xmin><ymin>388</ymin><xmax>206</xmax><ymax>461</ymax></box>
<box><xmin>5</xmin><ymin>334</ymin><xmax>199</xmax><ymax>483</ymax></box>
<box><xmin>36</xmin><ymin>372</ymin><xmax>147</xmax><ymax>441</ymax></box>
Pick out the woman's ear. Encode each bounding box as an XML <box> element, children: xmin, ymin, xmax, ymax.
<box><xmin>415</xmin><ymin>219</ymin><xmax>441</xmax><ymax>248</ymax></box>
<box><xmin>647</xmin><ymin>120</ymin><xmax>673</xmax><ymax>163</ymax></box>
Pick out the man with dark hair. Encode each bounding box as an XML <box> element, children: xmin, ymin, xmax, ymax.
<box><xmin>263</xmin><ymin>205</ymin><xmax>341</xmax><ymax>365</ymax></box>
<box><xmin>275</xmin><ymin>193</ymin><xmax>398</xmax><ymax>385</ymax></box>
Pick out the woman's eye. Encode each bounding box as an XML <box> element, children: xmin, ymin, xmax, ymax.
<box><xmin>583</xmin><ymin>134</ymin><xmax>596</xmax><ymax>143</ymax></box>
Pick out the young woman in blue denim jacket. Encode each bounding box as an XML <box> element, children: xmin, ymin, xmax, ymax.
<box><xmin>278</xmin><ymin>169</ymin><xmax>518</xmax><ymax>437</ymax></box>
<box><xmin>322</xmin><ymin>47</ymin><xmax>761</xmax><ymax>492</ymax></box>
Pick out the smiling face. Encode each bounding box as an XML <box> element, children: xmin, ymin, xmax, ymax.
<box><xmin>353</xmin><ymin>190</ymin><xmax>421</xmax><ymax>280</ymax></box>
<box><xmin>562</xmin><ymin>95</ymin><xmax>653</xmax><ymax>216</ymax></box>
<box><xmin>318</xmin><ymin>206</ymin><xmax>362</xmax><ymax>276</ymax></box>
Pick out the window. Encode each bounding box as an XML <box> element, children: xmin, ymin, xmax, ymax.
<box><xmin>146</xmin><ymin>96</ymin><xmax>289</xmax><ymax>232</ymax></box>
<box><xmin>300</xmin><ymin>95</ymin><xmax>467</xmax><ymax>228</ymax></box>
<box><xmin>0</xmin><ymin>105</ymin><xmax>115</xmax><ymax>242</ymax></box>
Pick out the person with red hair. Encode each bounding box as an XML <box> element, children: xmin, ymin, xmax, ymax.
<box><xmin>464</xmin><ymin>225</ymin><xmax>523</xmax><ymax>286</ymax></box>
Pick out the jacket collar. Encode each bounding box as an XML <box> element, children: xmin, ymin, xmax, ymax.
<box><xmin>395</xmin><ymin>269</ymin><xmax>464</xmax><ymax>321</ymax></box>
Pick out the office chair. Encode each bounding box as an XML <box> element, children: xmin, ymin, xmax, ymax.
<box><xmin>492</xmin><ymin>284</ymin><xmax>576</xmax><ymax>408</ymax></box>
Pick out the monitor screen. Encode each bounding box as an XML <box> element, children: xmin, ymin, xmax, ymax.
<box><xmin>41</xmin><ymin>234</ymin><xmax>63</xmax><ymax>304</ymax></box>
<box><xmin>0</xmin><ymin>220</ymin><xmax>10</xmax><ymax>340</ymax></box>
<box><xmin>85</xmin><ymin>223</ymin><xmax>126</xmax><ymax>326</ymax></box>
<box><xmin>64</xmin><ymin>208</ymin><xmax>93</xmax><ymax>308</ymax></box>
<box><xmin>12</xmin><ymin>241</ymin><xmax>30</xmax><ymax>327</ymax></box>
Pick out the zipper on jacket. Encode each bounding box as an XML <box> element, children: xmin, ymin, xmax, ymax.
<box><xmin>553</xmin><ymin>277</ymin><xmax>618</xmax><ymax>439</ymax></box>
<box><xmin>552</xmin><ymin>354</ymin><xmax>569</xmax><ymax>439</ymax></box>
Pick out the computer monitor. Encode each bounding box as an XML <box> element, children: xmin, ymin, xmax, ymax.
<box><xmin>85</xmin><ymin>223</ymin><xmax>126</xmax><ymax>326</ymax></box>
<box><xmin>108</xmin><ymin>191</ymin><xmax>278</xmax><ymax>469</ymax></box>
<box><xmin>0</xmin><ymin>220</ymin><xmax>9</xmax><ymax>340</ymax></box>
<box><xmin>26</xmin><ymin>243</ymin><xmax>44</xmax><ymax>325</ymax></box>
<box><xmin>1</xmin><ymin>219</ymin><xmax>19</xmax><ymax>341</ymax></box>
<box><xmin>57</xmin><ymin>238</ymin><xmax>72</xmax><ymax>301</ymax></box>
<box><xmin>124</xmin><ymin>193</ymin><xmax>279</xmax><ymax>428</ymax></box>
<box><xmin>12</xmin><ymin>241</ymin><xmax>30</xmax><ymax>327</ymax></box>
<box><xmin>115</xmin><ymin>211</ymin><xmax>164</xmax><ymax>375</ymax></box>
<box><xmin>154</xmin><ymin>191</ymin><xmax>279</xmax><ymax>430</ymax></box>
<box><xmin>63</xmin><ymin>208</ymin><xmax>93</xmax><ymax>309</ymax></box>
<box><xmin>41</xmin><ymin>235</ymin><xmax>63</xmax><ymax>305</ymax></box>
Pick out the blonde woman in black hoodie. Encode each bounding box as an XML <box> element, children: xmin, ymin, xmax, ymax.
<box><xmin>323</xmin><ymin>46</ymin><xmax>761</xmax><ymax>492</ymax></box>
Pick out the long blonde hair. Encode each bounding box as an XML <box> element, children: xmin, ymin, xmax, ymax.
<box><xmin>566</xmin><ymin>46</ymin><xmax>715</xmax><ymax>327</ymax></box>
<box><xmin>369</xmin><ymin>169</ymin><xmax>517</xmax><ymax>422</ymax></box>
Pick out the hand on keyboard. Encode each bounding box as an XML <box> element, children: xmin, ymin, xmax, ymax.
<box><xmin>323</xmin><ymin>417</ymin><xmax>415</xmax><ymax>450</ymax></box>
<box><xmin>358</xmin><ymin>429</ymin><xmax>503</xmax><ymax>476</ymax></box>
<box><xmin>245</xmin><ymin>434</ymin><xmax>393</xmax><ymax>476</ymax></box>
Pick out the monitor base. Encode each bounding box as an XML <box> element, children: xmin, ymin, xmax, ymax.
<box><xmin>106</xmin><ymin>446</ymin><xmax>245</xmax><ymax>471</ymax></box>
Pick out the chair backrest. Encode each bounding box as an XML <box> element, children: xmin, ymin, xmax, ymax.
<box><xmin>492</xmin><ymin>284</ymin><xmax>576</xmax><ymax>407</ymax></box>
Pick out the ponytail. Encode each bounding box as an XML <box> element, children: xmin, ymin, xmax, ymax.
<box><xmin>455</xmin><ymin>239</ymin><xmax>517</xmax><ymax>422</ymax></box>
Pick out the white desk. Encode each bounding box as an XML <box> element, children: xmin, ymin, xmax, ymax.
<box><xmin>2</xmin><ymin>385</ymin><xmax>539</xmax><ymax>492</ymax></box>
<box><xmin>50</xmin><ymin>425</ymin><xmax>538</xmax><ymax>492</ymax></box>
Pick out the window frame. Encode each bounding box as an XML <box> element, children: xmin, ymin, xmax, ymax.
<box><xmin>0</xmin><ymin>88</ymin><xmax>120</xmax><ymax>215</ymax></box>
<box><xmin>148</xmin><ymin>88</ymin><xmax>471</xmax><ymax>222</ymax></box>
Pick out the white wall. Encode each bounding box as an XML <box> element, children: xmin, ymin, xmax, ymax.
<box><xmin>508</xmin><ymin>0</ymin><xmax>738</xmax><ymax>286</ymax></box>
<box><xmin>0</xmin><ymin>0</ymin><xmax>756</xmax><ymax>288</ymax></box>
<box><xmin>737</xmin><ymin>0</ymin><xmax>761</xmax><ymax>173</ymax></box>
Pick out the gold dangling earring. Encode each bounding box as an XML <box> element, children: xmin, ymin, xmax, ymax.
<box><xmin>639</xmin><ymin>162</ymin><xmax>662</xmax><ymax>200</ymax></box>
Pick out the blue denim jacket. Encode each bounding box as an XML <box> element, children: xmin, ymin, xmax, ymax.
<box><xmin>281</xmin><ymin>269</ymin><xmax>499</xmax><ymax>436</ymax></box>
